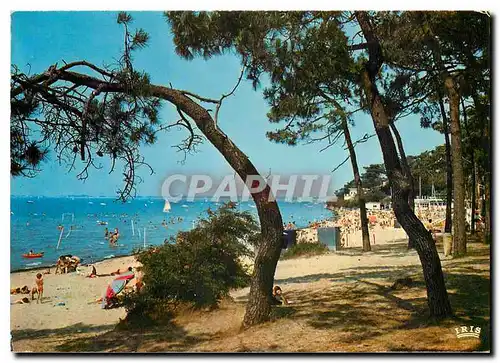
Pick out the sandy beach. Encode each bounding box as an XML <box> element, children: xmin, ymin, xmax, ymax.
<box><xmin>11</xmin><ymin>227</ymin><xmax>414</xmax><ymax>337</ymax></box>
<box><xmin>10</xmin><ymin>255</ymin><xmax>139</xmax><ymax>333</ymax></box>
<box><xmin>10</xmin><ymin>229</ymin><xmax>490</xmax><ymax>352</ymax></box>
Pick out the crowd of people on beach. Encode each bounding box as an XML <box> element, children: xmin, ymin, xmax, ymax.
<box><xmin>13</xmin><ymin>204</ymin><xmax>452</xmax><ymax>311</ymax></box>
<box><xmin>332</xmin><ymin>206</ymin><xmax>447</xmax><ymax>243</ymax></box>
<box><xmin>282</xmin><ymin>206</ymin><xmax>450</xmax><ymax>248</ymax></box>
<box><xmin>11</xmin><ymin>256</ymin><xmax>144</xmax><ymax>309</ymax></box>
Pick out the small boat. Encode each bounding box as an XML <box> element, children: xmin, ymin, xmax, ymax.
<box><xmin>22</xmin><ymin>252</ymin><xmax>44</xmax><ymax>259</ymax></box>
<box><xmin>100</xmin><ymin>202</ymin><xmax>106</xmax><ymax>206</ymax></box>
<box><xmin>163</xmin><ymin>199</ymin><xmax>171</xmax><ymax>213</ymax></box>
<box><xmin>97</xmin><ymin>221</ymin><xmax>108</xmax><ymax>225</ymax></box>
<box><xmin>27</xmin><ymin>200</ymin><xmax>34</xmax><ymax>204</ymax></box>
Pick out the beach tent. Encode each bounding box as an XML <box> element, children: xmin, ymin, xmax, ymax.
<box><xmin>101</xmin><ymin>272</ymin><xmax>135</xmax><ymax>309</ymax></box>
<box><xmin>317</xmin><ymin>227</ymin><xmax>342</xmax><ymax>251</ymax></box>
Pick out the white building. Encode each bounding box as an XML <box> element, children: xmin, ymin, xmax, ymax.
<box><xmin>366</xmin><ymin>202</ymin><xmax>381</xmax><ymax>211</ymax></box>
<box><xmin>343</xmin><ymin>188</ymin><xmax>358</xmax><ymax>201</ymax></box>
<box><xmin>414</xmin><ymin>197</ymin><xmax>446</xmax><ymax>209</ymax></box>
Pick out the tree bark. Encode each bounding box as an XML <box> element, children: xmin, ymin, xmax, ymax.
<box><xmin>389</xmin><ymin>122</ymin><xmax>415</xmax><ymax>249</ymax></box>
<box><xmin>342</xmin><ymin>120</ymin><xmax>371</xmax><ymax>251</ymax></box>
<box><xmin>444</xmin><ymin>76</ymin><xmax>467</xmax><ymax>256</ymax></box>
<box><xmin>390</xmin><ymin>122</ymin><xmax>415</xmax><ymax>211</ymax></box>
<box><xmin>423</xmin><ymin>16</ymin><xmax>466</xmax><ymax>256</ymax></box>
<box><xmin>355</xmin><ymin>11</ymin><xmax>452</xmax><ymax>318</ymax></box>
<box><xmin>438</xmin><ymin>95</ymin><xmax>453</xmax><ymax>234</ymax></box>
<box><xmin>471</xmin><ymin>156</ymin><xmax>476</xmax><ymax>234</ymax></box>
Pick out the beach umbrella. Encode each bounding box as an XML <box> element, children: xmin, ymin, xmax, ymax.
<box><xmin>101</xmin><ymin>272</ymin><xmax>135</xmax><ymax>309</ymax></box>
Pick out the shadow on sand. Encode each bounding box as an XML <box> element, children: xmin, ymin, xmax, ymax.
<box><xmin>12</xmin><ymin>241</ymin><xmax>490</xmax><ymax>352</ymax></box>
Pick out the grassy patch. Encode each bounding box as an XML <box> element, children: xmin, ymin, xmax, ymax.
<box><xmin>281</xmin><ymin>243</ymin><xmax>329</xmax><ymax>260</ymax></box>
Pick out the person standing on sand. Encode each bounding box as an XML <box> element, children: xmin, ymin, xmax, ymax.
<box><xmin>31</xmin><ymin>273</ymin><xmax>44</xmax><ymax>303</ymax></box>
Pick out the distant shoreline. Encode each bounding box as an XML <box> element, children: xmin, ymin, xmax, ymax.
<box><xmin>10</xmin><ymin>195</ymin><xmax>334</xmax><ymax>203</ymax></box>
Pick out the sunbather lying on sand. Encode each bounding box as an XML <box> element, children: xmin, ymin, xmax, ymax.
<box><xmin>10</xmin><ymin>285</ymin><xmax>30</xmax><ymax>295</ymax></box>
<box><xmin>110</xmin><ymin>266</ymin><xmax>133</xmax><ymax>276</ymax></box>
<box><xmin>12</xmin><ymin>297</ymin><xmax>30</xmax><ymax>305</ymax></box>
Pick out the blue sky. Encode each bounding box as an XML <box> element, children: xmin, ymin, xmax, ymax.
<box><xmin>10</xmin><ymin>11</ymin><xmax>445</xmax><ymax>197</ymax></box>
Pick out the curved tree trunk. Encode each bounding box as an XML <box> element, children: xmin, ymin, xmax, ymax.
<box><xmin>390</xmin><ymin>122</ymin><xmax>414</xmax><ymax>211</ymax></box>
<box><xmin>42</xmin><ymin>71</ymin><xmax>287</xmax><ymax>327</ymax></box>
<box><xmin>389</xmin><ymin>122</ymin><xmax>415</xmax><ymax>249</ymax></box>
<box><xmin>342</xmin><ymin>120</ymin><xmax>371</xmax><ymax>251</ymax></box>
<box><xmin>438</xmin><ymin>95</ymin><xmax>453</xmax><ymax>234</ymax></box>
<box><xmin>147</xmin><ymin>85</ymin><xmax>285</xmax><ymax>327</ymax></box>
<box><xmin>356</xmin><ymin>11</ymin><xmax>452</xmax><ymax>318</ymax></box>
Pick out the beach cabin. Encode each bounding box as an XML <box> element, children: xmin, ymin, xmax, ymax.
<box><xmin>317</xmin><ymin>227</ymin><xmax>342</xmax><ymax>251</ymax></box>
<box><xmin>366</xmin><ymin>202</ymin><xmax>381</xmax><ymax>211</ymax></box>
<box><xmin>414</xmin><ymin>196</ymin><xmax>446</xmax><ymax>209</ymax></box>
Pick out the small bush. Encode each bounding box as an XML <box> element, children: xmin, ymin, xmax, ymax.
<box><xmin>281</xmin><ymin>242</ymin><xmax>329</xmax><ymax>260</ymax></box>
<box><xmin>124</xmin><ymin>203</ymin><xmax>258</xmax><ymax>319</ymax></box>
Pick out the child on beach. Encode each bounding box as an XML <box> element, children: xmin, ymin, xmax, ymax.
<box><xmin>271</xmin><ymin>285</ymin><xmax>288</xmax><ymax>305</ymax></box>
<box><xmin>31</xmin><ymin>273</ymin><xmax>44</xmax><ymax>303</ymax></box>
<box><xmin>86</xmin><ymin>265</ymin><xmax>97</xmax><ymax>278</ymax></box>
<box><xmin>12</xmin><ymin>297</ymin><xmax>30</xmax><ymax>305</ymax></box>
<box><xmin>10</xmin><ymin>285</ymin><xmax>30</xmax><ymax>295</ymax></box>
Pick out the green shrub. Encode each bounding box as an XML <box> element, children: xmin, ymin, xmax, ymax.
<box><xmin>124</xmin><ymin>203</ymin><xmax>258</xmax><ymax>318</ymax></box>
<box><xmin>281</xmin><ymin>242</ymin><xmax>329</xmax><ymax>260</ymax></box>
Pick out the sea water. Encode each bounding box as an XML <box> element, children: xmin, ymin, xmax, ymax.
<box><xmin>10</xmin><ymin>196</ymin><xmax>333</xmax><ymax>271</ymax></box>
